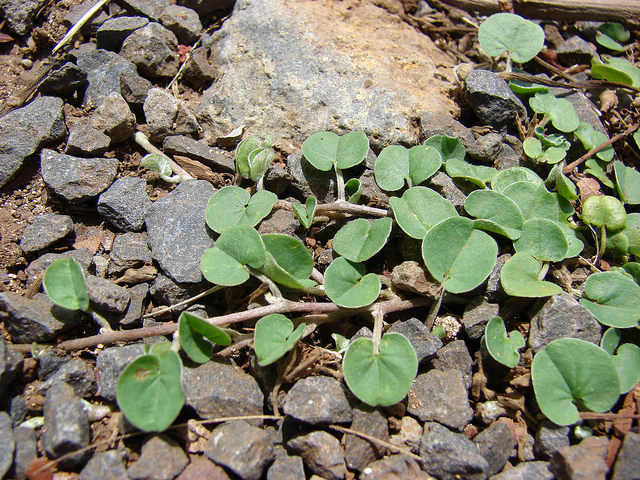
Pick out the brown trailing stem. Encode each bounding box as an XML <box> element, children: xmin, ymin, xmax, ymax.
<box><xmin>563</xmin><ymin>123</ymin><xmax>640</xmax><ymax>175</ymax></box>
<box><xmin>47</xmin><ymin>297</ymin><xmax>431</xmax><ymax>351</ymax></box>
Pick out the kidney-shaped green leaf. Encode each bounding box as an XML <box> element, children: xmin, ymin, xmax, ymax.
<box><xmin>445</xmin><ymin>158</ymin><xmax>496</xmax><ymax>187</ymax></box>
<box><xmin>324</xmin><ymin>257</ymin><xmax>380</xmax><ymax>308</ymax></box>
<box><xmin>201</xmin><ymin>225</ymin><xmax>265</xmax><ymax>286</ymax></box>
<box><xmin>343</xmin><ymin>333</ymin><xmax>418</xmax><ymax>406</ymax></box>
<box><xmin>478</xmin><ymin>13</ymin><xmax>544</xmax><ymax>63</ymax></box>
<box><xmin>582</xmin><ymin>195</ymin><xmax>627</xmax><ymax>230</ymax></box>
<box><xmin>575</xmin><ymin>123</ymin><xmax>614</xmax><ymax>162</ymax></box>
<box><xmin>390</xmin><ymin>186</ymin><xmax>458</xmax><ymax>239</ymax></box>
<box><xmin>422</xmin><ymin>216</ymin><xmax>497</xmax><ymax>293</ymax></box>
<box><xmin>116</xmin><ymin>347</ymin><xmax>185</xmax><ymax>432</ymax></box>
<box><xmin>205</xmin><ymin>186</ymin><xmax>277</xmax><ymax>233</ymax></box>
<box><xmin>530</xmin><ymin>93</ymin><xmax>580</xmax><ymax>133</ymax></box>
<box><xmin>260</xmin><ymin>234</ymin><xmax>316</xmax><ymax>290</ymax></box>
<box><xmin>301</xmin><ymin>131</ymin><xmax>369</xmax><ymax>171</ymax></box>
<box><xmin>254</xmin><ymin>314</ymin><xmax>306</xmax><ymax>366</ymax></box>
<box><xmin>485</xmin><ymin>316</ymin><xmax>525</xmax><ymax>368</ymax></box>
<box><xmin>612</xmin><ymin>343</ymin><xmax>640</xmax><ymax>394</ymax></box>
<box><xmin>580</xmin><ymin>271</ymin><xmax>640</xmax><ymax>328</ymax></box>
<box><xmin>178</xmin><ymin>312</ymin><xmax>231</xmax><ymax>364</ymax></box>
<box><xmin>531</xmin><ymin>338</ymin><xmax>621</xmax><ymax>426</ymax></box>
<box><xmin>409</xmin><ymin>145</ymin><xmax>441</xmax><ymax>185</ymax></box>
<box><xmin>500</xmin><ymin>252</ymin><xmax>562</xmax><ymax>297</ymax></box>
<box><xmin>333</xmin><ymin>217</ymin><xmax>393</xmax><ymax>262</ymax></box>
<box><xmin>464</xmin><ymin>189</ymin><xmax>523</xmax><ymax>239</ymax></box>
<box><xmin>374</xmin><ymin>145</ymin><xmax>410</xmax><ymax>192</ymax></box>
<box><xmin>43</xmin><ymin>257</ymin><xmax>89</xmax><ymax>311</ymax></box>
<box><xmin>513</xmin><ymin>218</ymin><xmax>569</xmax><ymax>262</ymax></box>
<box><xmin>424</xmin><ymin>134</ymin><xmax>465</xmax><ymax>163</ymax></box>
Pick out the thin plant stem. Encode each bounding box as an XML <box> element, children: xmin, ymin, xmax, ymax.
<box><xmin>537</xmin><ymin>263</ymin><xmax>550</xmax><ymax>281</ymax></box>
<box><xmin>134</xmin><ymin>132</ymin><xmax>194</xmax><ymax>181</ymax></box>
<box><xmin>371</xmin><ymin>309</ymin><xmax>384</xmax><ymax>356</ymax></box>
<box><xmin>143</xmin><ymin>285</ymin><xmax>225</xmax><ymax>319</ymax></box>
<box><xmin>52</xmin><ymin>0</ymin><xmax>111</xmax><ymax>54</ymax></box>
<box><xmin>425</xmin><ymin>287</ymin><xmax>444</xmax><ymax>332</ymax></box>
<box><xmin>334</xmin><ymin>164</ymin><xmax>346</xmax><ymax>202</ymax></box>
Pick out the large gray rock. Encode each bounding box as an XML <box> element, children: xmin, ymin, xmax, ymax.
<box><xmin>360</xmin><ymin>455</ymin><xmax>432</xmax><ymax>480</ymax></box>
<box><xmin>109</xmin><ymin>232</ymin><xmax>153</xmax><ymax>273</ymax></box>
<box><xmin>388</xmin><ymin>317</ymin><xmax>442</xmax><ymax>364</ymax></box>
<box><xmin>86</xmin><ymin>275</ymin><xmax>131</xmax><ymax>314</ymax></box>
<box><xmin>38</xmin><ymin>62</ymin><xmax>87</xmax><ymax>97</ymax></box>
<box><xmin>534</xmin><ymin>419</ymin><xmax>570</xmax><ymax>461</ymax></box>
<box><xmin>96</xmin><ymin>16</ymin><xmax>149</xmax><ymax>51</ymax></box>
<box><xmin>473</xmin><ymin>421</ymin><xmax>516</xmax><ymax>476</ymax></box>
<box><xmin>0</xmin><ymin>0</ymin><xmax>47</xmax><ymax>36</ymax></box>
<box><xmin>0</xmin><ymin>292</ymin><xmax>82</xmax><ymax>343</ymax></box>
<box><xmin>66</xmin><ymin>123</ymin><xmax>111</xmax><ymax>156</ymax></box>
<box><xmin>0</xmin><ymin>96</ymin><xmax>66</xmax><ymax>187</ymax></box>
<box><xmin>344</xmin><ymin>406</ymin><xmax>388</xmax><ymax>472</ymax></box>
<box><xmin>42</xmin><ymin>382</ymin><xmax>90</xmax><ymax>469</ymax></box>
<box><xmin>197</xmin><ymin>0</ymin><xmax>455</xmax><ymax>151</ymax></box>
<box><xmin>41</xmin><ymin>149</ymin><xmax>118</xmax><ymax>202</ymax></box>
<box><xmin>163</xmin><ymin>135</ymin><xmax>235</xmax><ymax>173</ymax></box>
<box><xmin>90</xmin><ymin>92</ymin><xmax>136</xmax><ymax>143</ymax></box>
<box><xmin>205</xmin><ymin>421</ymin><xmax>274</xmax><ymax>480</ymax></box>
<box><xmin>267</xmin><ymin>455</ymin><xmax>306</xmax><ymax>480</ymax></box>
<box><xmin>160</xmin><ymin>5</ymin><xmax>202</xmax><ymax>44</ymax></box>
<box><xmin>128</xmin><ymin>434</ymin><xmax>188</xmax><ymax>480</ymax></box>
<box><xmin>76</xmin><ymin>49</ymin><xmax>140</xmax><ymax>108</ymax></box>
<box><xmin>19</xmin><ymin>214</ymin><xmax>74</xmax><ymax>254</ymax></box>
<box><xmin>120</xmin><ymin>22</ymin><xmax>180</xmax><ymax>78</ymax></box>
<box><xmin>283</xmin><ymin>375</ymin><xmax>352</xmax><ymax>425</ymax></box>
<box><xmin>183</xmin><ymin>360</ymin><xmax>264</xmax><ymax>419</ymax></box>
<box><xmin>145</xmin><ymin>180</ymin><xmax>215</xmax><ymax>283</ymax></box>
<box><xmin>40</xmin><ymin>358</ymin><xmax>97</xmax><ymax>399</ymax></box>
<box><xmin>465</xmin><ymin>69</ymin><xmax>527</xmax><ymax>130</ymax></box>
<box><xmin>287</xmin><ymin>430</ymin><xmax>346</xmax><ymax>480</ymax></box>
<box><xmin>79</xmin><ymin>450</ymin><xmax>129</xmax><ymax>480</ymax></box>
<box><xmin>98</xmin><ymin>177</ymin><xmax>151</xmax><ymax>232</ymax></box>
<box><xmin>529</xmin><ymin>292</ymin><xmax>602</xmax><ymax>352</ymax></box>
<box><xmin>613</xmin><ymin>431</ymin><xmax>640</xmax><ymax>480</ymax></box>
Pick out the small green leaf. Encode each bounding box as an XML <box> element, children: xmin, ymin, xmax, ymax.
<box><xmin>333</xmin><ymin>217</ymin><xmax>393</xmax><ymax>262</ymax></box>
<box><xmin>422</xmin><ymin>216</ymin><xmax>497</xmax><ymax>293</ymax></box>
<box><xmin>582</xmin><ymin>195</ymin><xmax>627</xmax><ymax>230</ymax></box>
<box><xmin>324</xmin><ymin>257</ymin><xmax>380</xmax><ymax>308</ymax></box>
<box><xmin>574</xmin><ymin>123</ymin><xmax>614</xmax><ymax>162</ymax></box>
<box><xmin>254</xmin><ymin>314</ymin><xmax>305</xmax><ymax>366</ymax></box>
<box><xmin>612</xmin><ymin>343</ymin><xmax>640</xmax><ymax>393</ymax></box>
<box><xmin>179</xmin><ymin>312</ymin><xmax>231</xmax><ymax>364</ymax></box>
<box><xmin>599</xmin><ymin>22</ymin><xmax>630</xmax><ymax>42</ymax></box>
<box><xmin>116</xmin><ymin>348</ymin><xmax>185</xmax><ymax>432</ymax></box>
<box><xmin>389</xmin><ymin>186</ymin><xmax>458</xmax><ymax>239</ymax></box>
<box><xmin>491</xmin><ymin>166</ymin><xmax>544</xmax><ymax>193</ymax></box>
<box><xmin>614</xmin><ymin>161</ymin><xmax>640</xmax><ymax>205</ymax></box>
<box><xmin>235</xmin><ymin>135</ymin><xmax>272</xmax><ymax>179</ymax></box>
<box><xmin>584</xmin><ymin>159</ymin><xmax>615</xmax><ymax>189</ymax></box>
<box><xmin>201</xmin><ymin>225</ymin><xmax>265</xmax><ymax>286</ymax></box>
<box><xmin>477</xmin><ymin>13</ymin><xmax>544</xmax><ymax>63</ymax></box>
<box><xmin>531</xmin><ymin>338</ymin><xmax>621</xmax><ymax>426</ymax></box>
<box><xmin>485</xmin><ymin>316</ymin><xmax>525</xmax><ymax>368</ymax></box>
<box><xmin>343</xmin><ymin>333</ymin><xmax>417</xmax><ymax>407</ymax></box>
<box><xmin>464</xmin><ymin>189</ymin><xmax>523</xmax><ymax>239</ymax></box>
<box><xmin>596</xmin><ymin>32</ymin><xmax>624</xmax><ymax>51</ymax></box>
<box><xmin>345</xmin><ymin>178</ymin><xmax>362</xmax><ymax>204</ymax></box>
<box><xmin>141</xmin><ymin>154</ymin><xmax>179</xmax><ymax>182</ymax></box>
<box><xmin>292</xmin><ymin>196</ymin><xmax>317</xmax><ymax>230</ymax></box>
<box><xmin>247</xmin><ymin>146</ymin><xmax>275</xmax><ymax>182</ymax></box>
<box><xmin>530</xmin><ymin>93</ymin><xmax>580</xmax><ymax>133</ymax></box>
<box><xmin>580</xmin><ymin>271</ymin><xmax>640</xmax><ymax>328</ymax></box>
<box><xmin>502</xmin><ymin>182</ymin><xmax>567</xmax><ymax>222</ymax></box>
<box><xmin>622</xmin><ymin>262</ymin><xmax>640</xmax><ymax>284</ymax></box>
<box><xmin>513</xmin><ymin>218</ymin><xmax>569</xmax><ymax>262</ymax></box>
<box><xmin>205</xmin><ymin>186</ymin><xmax>277</xmax><ymax>233</ymax></box>
<box><xmin>600</xmin><ymin>327</ymin><xmax>622</xmax><ymax>355</ymax></box>
<box><xmin>592</xmin><ymin>57</ymin><xmax>640</xmax><ymax>87</ymax></box>
<box><xmin>301</xmin><ymin>131</ymin><xmax>369</xmax><ymax>171</ymax></box>
<box><xmin>500</xmin><ymin>252</ymin><xmax>562</xmax><ymax>297</ymax></box>
<box><xmin>260</xmin><ymin>234</ymin><xmax>315</xmax><ymax>290</ymax></box>
<box><xmin>555</xmin><ymin>170</ymin><xmax>578</xmax><ymax>201</ymax></box>
<box><xmin>43</xmin><ymin>257</ymin><xmax>89</xmax><ymax>311</ymax></box>
<box><xmin>409</xmin><ymin>145</ymin><xmax>441</xmax><ymax>185</ymax></box>
<box><xmin>509</xmin><ymin>77</ymin><xmax>548</xmax><ymax>95</ymax></box>
<box><xmin>374</xmin><ymin>145</ymin><xmax>409</xmax><ymax>192</ymax></box>
<box><xmin>423</xmin><ymin>135</ymin><xmax>465</xmax><ymax>164</ymax></box>
<box><xmin>523</xmin><ymin>137</ymin><xmax>543</xmax><ymax>159</ymax></box>
<box><xmin>332</xmin><ymin>333</ymin><xmax>350</xmax><ymax>353</ymax></box>
<box><xmin>445</xmin><ymin>158</ymin><xmax>496</xmax><ymax>187</ymax></box>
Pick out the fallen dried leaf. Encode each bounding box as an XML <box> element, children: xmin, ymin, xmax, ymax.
<box><xmin>26</xmin><ymin>457</ymin><xmax>54</xmax><ymax>480</ymax></box>
<box><xmin>577</xmin><ymin>177</ymin><xmax>602</xmax><ymax>203</ymax></box>
<box><xmin>0</xmin><ymin>32</ymin><xmax>14</xmax><ymax>43</ymax></box>
<box><xmin>114</xmin><ymin>265</ymin><xmax>157</xmax><ymax>285</ymax></box>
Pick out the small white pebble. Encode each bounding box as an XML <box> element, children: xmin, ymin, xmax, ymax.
<box><xmin>21</xmin><ymin>58</ymin><xmax>33</xmax><ymax>69</ymax></box>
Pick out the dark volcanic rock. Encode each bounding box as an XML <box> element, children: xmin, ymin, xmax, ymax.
<box><xmin>38</xmin><ymin>62</ymin><xmax>87</xmax><ymax>97</ymax></box>
<box><xmin>388</xmin><ymin>317</ymin><xmax>442</xmax><ymax>363</ymax></box>
<box><xmin>267</xmin><ymin>455</ymin><xmax>305</xmax><ymax>480</ymax></box>
<box><xmin>0</xmin><ymin>96</ymin><xmax>66</xmax><ymax>188</ymax></box>
<box><xmin>109</xmin><ymin>232</ymin><xmax>153</xmax><ymax>273</ymax></box>
<box><xmin>96</xmin><ymin>16</ymin><xmax>149</xmax><ymax>51</ymax></box>
<box><xmin>612</xmin><ymin>431</ymin><xmax>640</xmax><ymax>480</ymax></box>
<box><xmin>0</xmin><ymin>341</ymin><xmax>22</xmax><ymax>396</ymax></box>
<box><xmin>79</xmin><ymin>450</ymin><xmax>129</xmax><ymax>480</ymax></box>
<box><xmin>205</xmin><ymin>420</ymin><xmax>274</xmax><ymax>480</ymax></box>
<box><xmin>95</xmin><ymin>344</ymin><xmax>146</xmax><ymax>401</ymax></box>
<box><xmin>40</xmin><ymin>358</ymin><xmax>97</xmax><ymax>399</ymax></box>
<box><xmin>465</xmin><ymin>69</ymin><xmax>527</xmax><ymax>130</ymax></box>
<box><xmin>490</xmin><ymin>461</ymin><xmax>553</xmax><ymax>479</ymax></box>
<box><xmin>90</xmin><ymin>92</ymin><xmax>136</xmax><ymax>143</ymax></box>
<box><xmin>128</xmin><ymin>434</ymin><xmax>188</xmax><ymax>480</ymax></box>
<box><xmin>344</xmin><ymin>405</ymin><xmax>388</xmax><ymax>471</ymax></box>
<box><xmin>86</xmin><ymin>275</ymin><xmax>131</xmax><ymax>313</ymax></box>
<box><xmin>145</xmin><ymin>180</ymin><xmax>215</xmax><ymax>283</ymax></box>
<box><xmin>550</xmin><ymin>435</ymin><xmax>608</xmax><ymax>480</ymax></box>
<box><xmin>163</xmin><ymin>135</ymin><xmax>235</xmax><ymax>173</ymax></box>
<box><xmin>360</xmin><ymin>454</ymin><xmax>432</xmax><ymax>480</ymax></box>
<box><xmin>41</xmin><ymin>149</ymin><xmax>118</xmax><ymax>202</ymax></box>
<box><xmin>534</xmin><ymin>420</ymin><xmax>571</xmax><ymax>461</ymax></box>
<box><xmin>25</xmin><ymin>249</ymin><xmax>93</xmax><ymax>287</ymax></box>
<box><xmin>0</xmin><ymin>412</ymin><xmax>14</xmax><ymax>479</ymax></box>
<box><xmin>429</xmin><ymin>339</ymin><xmax>473</xmax><ymax>389</ymax></box>
<box><xmin>120</xmin><ymin>22</ymin><xmax>180</xmax><ymax>78</ymax></box>
<box><xmin>66</xmin><ymin>123</ymin><xmax>111</xmax><ymax>156</ymax></box>
<box><xmin>473</xmin><ymin>421</ymin><xmax>515</xmax><ymax>476</ymax></box>
<box><xmin>0</xmin><ymin>0</ymin><xmax>47</xmax><ymax>36</ymax></box>
<box><xmin>98</xmin><ymin>177</ymin><xmax>151</xmax><ymax>232</ymax></box>
<box><xmin>120</xmin><ymin>0</ymin><xmax>172</xmax><ymax>21</ymax></box>
<box><xmin>176</xmin><ymin>456</ymin><xmax>232</xmax><ymax>480</ymax></box>
<box><xmin>183</xmin><ymin>360</ymin><xmax>264</xmax><ymax>419</ymax></box>
<box><xmin>13</xmin><ymin>425</ymin><xmax>37</xmax><ymax>480</ymax></box>
<box><xmin>160</xmin><ymin>5</ymin><xmax>202</xmax><ymax>44</ymax></box>
<box><xmin>19</xmin><ymin>214</ymin><xmax>74</xmax><ymax>254</ymax></box>
<box><xmin>283</xmin><ymin>375</ymin><xmax>352</xmax><ymax>425</ymax></box>
<box><xmin>287</xmin><ymin>430</ymin><xmax>346</xmax><ymax>480</ymax></box>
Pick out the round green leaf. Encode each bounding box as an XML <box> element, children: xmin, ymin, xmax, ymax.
<box><xmin>324</xmin><ymin>257</ymin><xmax>380</xmax><ymax>308</ymax></box>
<box><xmin>485</xmin><ymin>316</ymin><xmax>525</xmax><ymax>368</ymax></box>
<box><xmin>530</xmin><ymin>93</ymin><xmax>580</xmax><ymax>133</ymax></box>
<box><xmin>477</xmin><ymin>13</ymin><xmax>544</xmax><ymax>63</ymax></box>
<box><xmin>374</xmin><ymin>145</ymin><xmax>409</xmax><ymax>192</ymax></box>
<box><xmin>614</xmin><ymin>161</ymin><xmax>640</xmax><ymax>205</ymax></box>
<box><xmin>336</xmin><ymin>131</ymin><xmax>369</xmax><ymax>170</ymax></box>
<box><xmin>43</xmin><ymin>257</ymin><xmax>89</xmax><ymax>311</ymax></box>
<box><xmin>502</xmin><ymin>182</ymin><xmax>564</xmax><ymax>222</ymax></box>
<box><xmin>116</xmin><ymin>348</ymin><xmax>185</xmax><ymax>432</ymax></box>
<box><xmin>500</xmin><ymin>252</ymin><xmax>562</xmax><ymax>297</ymax></box>
<box><xmin>464</xmin><ymin>189</ymin><xmax>523</xmax><ymax>240</ymax></box>
<box><xmin>260</xmin><ymin>234</ymin><xmax>315</xmax><ymax>290</ymax></box>
<box><xmin>580</xmin><ymin>271</ymin><xmax>640</xmax><ymax>328</ymax></box>
<box><xmin>205</xmin><ymin>186</ymin><xmax>277</xmax><ymax>233</ymax></box>
<box><xmin>179</xmin><ymin>312</ymin><xmax>231</xmax><ymax>364</ymax></box>
<box><xmin>582</xmin><ymin>195</ymin><xmax>627</xmax><ymax>230</ymax></box>
<box><xmin>201</xmin><ymin>225</ymin><xmax>265</xmax><ymax>286</ymax></box>
<box><xmin>600</xmin><ymin>327</ymin><xmax>622</xmax><ymax>355</ymax></box>
<box><xmin>491</xmin><ymin>166</ymin><xmax>543</xmax><ymax>193</ymax></box>
<box><xmin>585</xmin><ymin>159</ymin><xmax>615</xmax><ymax>189</ymax></box>
<box><xmin>513</xmin><ymin>218</ymin><xmax>569</xmax><ymax>262</ymax></box>
<box><xmin>531</xmin><ymin>338</ymin><xmax>621</xmax><ymax>426</ymax></box>
<box><xmin>302</xmin><ymin>131</ymin><xmax>338</xmax><ymax>171</ymax></box>
<box><xmin>254</xmin><ymin>314</ymin><xmax>305</xmax><ymax>366</ymax></box>
<box><xmin>409</xmin><ymin>145</ymin><xmax>441</xmax><ymax>185</ymax></box>
<box><xmin>612</xmin><ymin>343</ymin><xmax>640</xmax><ymax>393</ymax></box>
<box><xmin>595</xmin><ymin>32</ymin><xmax>624</xmax><ymax>51</ymax></box>
<box><xmin>422</xmin><ymin>216</ymin><xmax>497</xmax><ymax>293</ymax></box>
<box><xmin>389</xmin><ymin>186</ymin><xmax>458</xmax><ymax>239</ymax></box>
<box><xmin>343</xmin><ymin>333</ymin><xmax>418</xmax><ymax>407</ymax></box>
<box><xmin>523</xmin><ymin>137</ymin><xmax>542</xmax><ymax>159</ymax></box>
<box><xmin>445</xmin><ymin>158</ymin><xmax>496</xmax><ymax>187</ymax></box>
<box><xmin>333</xmin><ymin>217</ymin><xmax>393</xmax><ymax>262</ymax></box>
<box><xmin>423</xmin><ymin>135</ymin><xmax>465</xmax><ymax>164</ymax></box>
<box><xmin>540</xmin><ymin>147</ymin><xmax>567</xmax><ymax>164</ymax></box>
